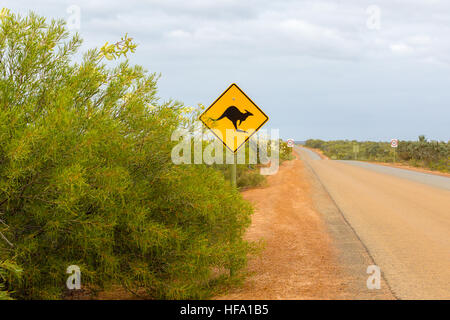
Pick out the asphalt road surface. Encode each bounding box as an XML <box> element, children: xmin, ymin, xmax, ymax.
<box><xmin>296</xmin><ymin>146</ymin><xmax>450</xmax><ymax>299</ymax></box>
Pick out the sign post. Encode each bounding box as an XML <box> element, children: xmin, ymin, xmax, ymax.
<box><xmin>390</xmin><ymin>139</ymin><xmax>398</xmax><ymax>163</ymax></box>
<box><xmin>353</xmin><ymin>144</ymin><xmax>360</xmax><ymax>160</ymax></box>
<box><xmin>199</xmin><ymin>83</ymin><xmax>269</xmax><ymax>187</ymax></box>
<box><xmin>231</xmin><ymin>154</ymin><xmax>237</xmax><ymax>187</ymax></box>
<box><xmin>287</xmin><ymin>139</ymin><xmax>295</xmax><ymax>148</ymax></box>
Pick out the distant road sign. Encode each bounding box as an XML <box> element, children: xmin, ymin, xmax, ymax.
<box><xmin>391</xmin><ymin>139</ymin><xmax>398</xmax><ymax>148</ymax></box>
<box><xmin>287</xmin><ymin>139</ymin><xmax>295</xmax><ymax>147</ymax></box>
<box><xmin>199</xmin><ymin>83</ymin><xmax>269</xmax><ymax>153</ymax></box>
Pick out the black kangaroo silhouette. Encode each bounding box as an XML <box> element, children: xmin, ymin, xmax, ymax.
<box><xmin>210</xmin><ymin>106</ymin><xmax>253</xmax><ymax>133</ymax></box>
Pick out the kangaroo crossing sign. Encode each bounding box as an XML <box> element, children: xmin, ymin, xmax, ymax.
<box><xmin>199</xmin><ymin>83</ymin><xmax>269</xmax><ymax>153</ymax></box>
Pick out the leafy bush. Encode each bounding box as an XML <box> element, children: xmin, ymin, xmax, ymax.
<box><xmin>209</xmin><ymin>139</ymin><xmax>293</xmax><ymax>189</ymax></box>
<box><xmin>279</xmin><ymin>140</ymin><xmax>295</xmax><ymax>161</ymax></box>
<box><xmin>0</xmin><ymin>10</ymin><xmax>253</xmax><ymax>299</ymax></box>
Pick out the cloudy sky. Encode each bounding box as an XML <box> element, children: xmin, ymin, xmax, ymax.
<box><xmin>6</xmin><ymin>0</ymin><xmax>450</xmax><ymax>141</ymax></box>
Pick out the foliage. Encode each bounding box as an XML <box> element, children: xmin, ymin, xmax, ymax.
<box><xmin>196</xmin><ymin>139</ymin><xmax>293</xmax><ymax>189</ymax></box>
<box><xmin>0</xmin><ymin>260</ymin><xmax>21</xmax><ymax>300</ymax></box>
<box><xmin>0</xmin><ymin>10</ymin><xmax>253</xmax><ymax>299</ymax></box>
<box><xmin>396</xmin><ymin>137</ymin><xmax>449</xmax><ymax>172</ymax></box>
<box><xmin>306</xmin><ymin>137</ymin><xmax>449</xmax><ymax>172</ymax></box>
<box><xmin>279</xmin><ymin>140</ymin><xmax>295</xmax><ymax>162</ymax></box>
<box><xmin>98</xmin><ymin>34</ymin><xmax>137</xmax><ymax>60</ymax></box>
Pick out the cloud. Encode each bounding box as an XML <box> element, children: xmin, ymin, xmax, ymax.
<box><xmin>390</xmin><ymin>43</ymin><xmax>414</xmax><ymax>55</ymax></box>
<box><xmin>3</xmin><ymin>0</ymin><xmax>450</xmax><ymax>140</ymax></box>
<box><xmin>5</xmin><ymin>0</ymin><xmax>450</xmax><ymax>64</ymax></box>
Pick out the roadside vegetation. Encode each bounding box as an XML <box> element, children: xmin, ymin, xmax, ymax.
<box><xmin>306</xmin><ymin>136</ymin><xmax>449</xmax><ymax>173</ymax></box>
<box><xmin>213</xmin><ymin>140</ymin><xmax>294</xmax><ymax>189</ymax></box>
<box><xmin>0</xmin><ymin>261</ymin><xmax>21</xmax><ymax>300</ymax></box>
<box><xmin>0</xmin><ymin>10</ymin><xmax>289</xmax><ymax>299</ymax></box>
<box><xmin>179</xmin><ymin>106</ymin><xmax>294</xmax><ymax>190</ymax></box>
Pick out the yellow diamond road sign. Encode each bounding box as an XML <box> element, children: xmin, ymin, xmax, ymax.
<box><xmin>199</xmin><ymin>83</ymin><xmax>269</xmax><ymax>153</ymax></box>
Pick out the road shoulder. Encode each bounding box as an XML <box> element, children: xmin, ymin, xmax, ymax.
<box><xmin>216</xmin><ymin>150</ymin><xmax>394</xmax><ymax>300</ymax></box>
<box><xmin>300</xmin><ymin>149</ymin><xmax>395</xmax><ymax>299</ymax></box>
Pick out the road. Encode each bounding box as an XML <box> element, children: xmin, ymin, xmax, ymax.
<box><xmin>296</xmin><ymin>146</ymin><xmax>450</xmax><ymax>299</ymax></box>
<box><xmin>216</xmin><ymin>151</ymin><xmax>394</xmax><ymax>299</ymax></box>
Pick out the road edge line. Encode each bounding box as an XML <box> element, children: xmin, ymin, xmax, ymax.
<box><xmin>297</xmin><ymin>147</ymin><xmax>399</xmax><ymax>300</ymax></box>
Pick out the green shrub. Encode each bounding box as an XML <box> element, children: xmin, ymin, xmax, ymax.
<box><xmin>207</xmin><ymin>139</ymin><xmax>293</xmax><ymax>189</ymax></box>
<box><xmin>279</xmin><ymin>140</ymin><xmax>295</xmax><ymax>161</ymax></box>
<box><xmin>0</xmin><ymin>260</ymin><xmax>22</xmax><ymax>300</ymax></box>
<box><xmin>0</xmin><ymin>10</ymin><xmax>253</xmax><ymax>299</ymax></box>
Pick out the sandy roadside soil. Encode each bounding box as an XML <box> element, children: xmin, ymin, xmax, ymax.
<box><xmin>216</xmin><ymin>153</ymin><xmax>368</xmax><ymax>300</ymax></box>
<box><xmin>95</xmin><ymin>150</ymin><xmax>395</xmax><ymax>300</ymax></box>
<box><xmin>79</xmin><ymin>152</ymin><xmax>351</xmax><ymax>300</ymax></box>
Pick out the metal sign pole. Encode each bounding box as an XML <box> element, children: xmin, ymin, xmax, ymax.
<box><xmin>391</xmin><ymin>139</ymin><xmax>398</xmax><ymax>163</ymax></box>
<box><xmin>231</xmin><ymin>153</ymin><xmax>237</xmax><ymax>187</ymax></box>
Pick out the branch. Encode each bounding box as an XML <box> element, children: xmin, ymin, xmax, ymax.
<box><xmin>0</xmin><ymin>231</ymin><xmax>13</xmax><ymax>247</ymax></box>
